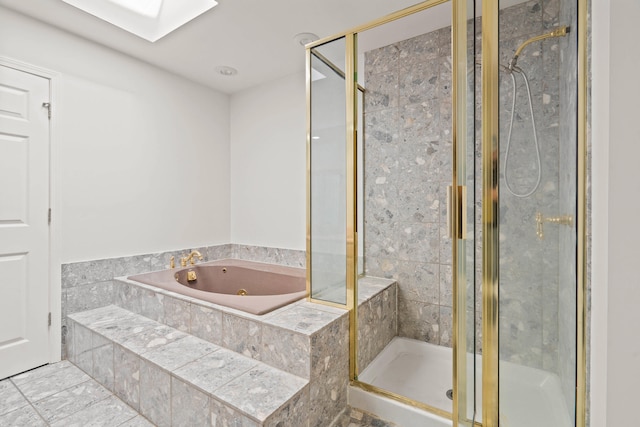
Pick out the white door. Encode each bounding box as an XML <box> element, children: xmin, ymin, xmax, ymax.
<box><xmin>0</xmin><ymin>65</ymin><xmax>50</xmax><ymax>380</ymax></box>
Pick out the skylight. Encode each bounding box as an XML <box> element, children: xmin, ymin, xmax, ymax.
<box><xmin>107</xmin><ymin>0</ymin><xmax>162</xmax><ymax>18</ymax></box>
<box><xmin>62</xmin><ymin>0</ymin><xmax>218</xmax><ymax>42</ymax></box>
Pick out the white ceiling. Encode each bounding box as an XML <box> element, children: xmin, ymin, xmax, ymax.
<box><xmin>0</xmin><ymin>0</ymin><xmax>426</xmax><ymax>93</ymax></box>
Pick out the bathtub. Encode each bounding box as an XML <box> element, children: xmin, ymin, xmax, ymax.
<box><xmin>128</xmin><ymin>259</ymin><xmax>307</xmax><ymax>315</ymax></box>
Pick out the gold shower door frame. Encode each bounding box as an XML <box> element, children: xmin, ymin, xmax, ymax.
<box><xmin>305</xmin><ymin>0</ymin><xmax>588</xmax><ymax>425</ymax></box>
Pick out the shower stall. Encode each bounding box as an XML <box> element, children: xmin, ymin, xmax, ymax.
<box><xmin>306</xmin><ymin>0</ymin><xmax>587</xmax><ymax>426</ymax></box>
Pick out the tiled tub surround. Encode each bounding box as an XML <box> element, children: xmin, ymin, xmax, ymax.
<box><xmin>61</xmin><ymin>244</ymin><xmax>306</xmax><ymax>357</ymax></box>
<box><xmin>67</xmin><ymin>306</ymin><xmax>310</xmax><ymax>427</ymax></box>
<box><xmin>67</xmin><ymin>274</ymin><xmax>396</xmax><ymax>426</ymax></box>
<box><xmin>111</xmin><ymin>277</ymin><xmax>347</xmax><ymax>382</ymax></box>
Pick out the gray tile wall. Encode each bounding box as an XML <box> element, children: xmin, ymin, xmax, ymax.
<box><xmin>363</xmin><ymin>0</ymin><xmax>581</xmax><ymax>378</ymax></box>
<box><xmin>497</xmin><ymin>0</ymin><xmax>562</xmax><ymax>370</ymax></box>
<box><xmin>357</xmin><ymin>278</ymin><xmax>397</xmax><ymax>372</ymax></box>
<box><xmin>363</xmin><ymin>25</ymin><xmax>453</xmax><ymax>347</ymax></box>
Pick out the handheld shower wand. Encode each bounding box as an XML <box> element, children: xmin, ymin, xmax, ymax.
<box><xmin>503</xmin><ymin>25</ymin><xmax>570</xmax><ymax>198</ymax></box>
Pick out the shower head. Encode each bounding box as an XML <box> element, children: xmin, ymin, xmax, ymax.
<box><xmin>508</xmin><ymin>25</ymin><xmax>570</xmax><ymax>71</ymax></box>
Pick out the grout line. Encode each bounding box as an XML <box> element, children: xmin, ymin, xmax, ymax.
<box><xmin>9</xmin><ymin>377</ymin><xmax>50</xmax><ymax>426</ymax></box>
<box><xmin>11</xmin><ymin>363</ymin><xmax>86</xmax><ymax>399</ymax></box>
<box><xmin>26</xmin><ymin>400</ymin><xmax>49</xmax><ymax>426</ymax></box>
<box><xmin>43</xmin><ymin>381</ymin><xmax>113</xmax><ymax>427</ymax></box>
<box><xmin>115</xmin><ymin>412</ymin><xmax>140</xmax><ymax>427</ymax></box>
<box><xmin>168</xmin><ymin>369</ymin><xmax>173</xmax><ymax>426</ymax></box>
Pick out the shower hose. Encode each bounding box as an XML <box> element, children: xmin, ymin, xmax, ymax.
<box><xmin>503</xmin><ymin>66</ymin><xmax>542</xmax><ymax>198</ymax></box>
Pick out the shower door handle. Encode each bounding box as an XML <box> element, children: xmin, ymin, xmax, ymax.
<box><xmin>447</xmin><ymin>185</ymin><xmax>467</xmax><ymax>240</ymax></box>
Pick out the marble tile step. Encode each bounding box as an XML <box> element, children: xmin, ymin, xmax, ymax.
<box><xmin>68</xmin><ymin>305</ymin><xmax>309</xmax><ymax>427</ymax></box>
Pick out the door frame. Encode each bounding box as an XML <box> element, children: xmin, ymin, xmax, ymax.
<box><xmin>0</xmin><ymin>56</ymin><xmax>61</xmax><ymax>364</ymax></box>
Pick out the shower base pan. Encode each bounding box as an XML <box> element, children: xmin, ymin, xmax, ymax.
<box><xmin>351</xmin><ymin>337</ymin><xmax>572</xmax><ymax>427</ymax></box>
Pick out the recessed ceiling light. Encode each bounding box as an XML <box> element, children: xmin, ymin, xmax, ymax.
<box><xmin>215</xmin><ymin>66</ymin><xmax>238</xmax><ymax>76</ymax></box>
<box><xmin>293</xmin><ymin>32</ymin><xmax>319</xmax><ymax>47</ymax></box>
<box><xmin>61</xmin><ymin>0</ymin><xmax>218</xmax><ymax>42</ymax></box>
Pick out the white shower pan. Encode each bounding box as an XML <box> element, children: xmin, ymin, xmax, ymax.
<box><xmin>350</xmin><ymin>337</ymin><xmax>572</xmax><ymax>427</ymax></box>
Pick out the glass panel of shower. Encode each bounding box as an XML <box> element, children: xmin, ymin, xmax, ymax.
<box><xmin>308</xmin><ymin>37</ymin><xmax>348</xmax><ymax>305</ymax></box>
<box><xmin>306</xmin><ymin>0</ymin><xmax>586</xmax><ymax>425</ymax></box>
<box><xmin>352</xmin><ymin>1</ymin><xmax>480</xmax><ymax>420</ymax></box>
<box><xmin>457</xmin><ymin>1</ymin><xmax>481</xmax><ymax>424</ymax></box>
<box><xmin>494</xmin><ymin>0</ymin><xmax>580</xmax><ymax>425</ymax></box>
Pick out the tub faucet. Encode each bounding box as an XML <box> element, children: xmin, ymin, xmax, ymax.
<box><xmin>181</xmin><ymin>250</ymin><xmax>204</xmax><ymax>267</ymax></box>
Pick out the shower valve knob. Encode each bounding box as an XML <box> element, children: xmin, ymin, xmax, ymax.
<box><xmin>536</xmin><ymin>212</ymin><xmax>574</xmax><ymax>240</ymax></box>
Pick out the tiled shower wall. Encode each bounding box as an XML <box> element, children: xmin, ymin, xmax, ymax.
<box><xmin>497</xmin><ymin>0</ymin><xmax>582</xmax><ymax>413</ymax></box>
<box><xmin>363</xmin><ymin>25</ymin><xmax>454</xmax><ymax>346</ymax></box>
<box><xmin>363</xmin><ymin>0</ymin><xmax>565</xmax><ymax>367</ymax></box>
<box><xmin>496</xmin><ymin>0</ymin><xmax>562</xmax><ymax>371</ymax></box>
<box><xmin>61</xmin><ymin>244</ymin><xmax>305</xmax><ymax>358</ymax></box>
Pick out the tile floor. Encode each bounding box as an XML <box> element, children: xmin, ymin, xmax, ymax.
<box><xmin>1</xmin><ymin>361</ymin><xmax>396</xmax><ymax>427</ymax></box>
<box><xmin>0</xmin><ymin>361</ymin><xmax>151</xmax><ymax>427</ymax></box>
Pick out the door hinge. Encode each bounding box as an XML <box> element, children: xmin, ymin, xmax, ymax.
<box><xmin>48</xmin><ymin>208</ymin><xmax>52</xmax><ymax>225</ymax></box>
<box><xmin>48</xmin><ymin>312</ymin><xmax>52</xmax><ymax>327</ymax></box>
<box><xmin>42</xmin><ymin>102</ymin><xmax>51</xmax><ymax>119</ymax></box>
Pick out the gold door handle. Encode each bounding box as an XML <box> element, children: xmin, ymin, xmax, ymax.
<box><xmin>447</xmin><ymin>185</ymin><xmax>467</xmax><ymax>240</ymax></box>
<box><xmin>536</xmin><ymin>212</ymin><xmax>574</xmax><ymax>240</ymax></box>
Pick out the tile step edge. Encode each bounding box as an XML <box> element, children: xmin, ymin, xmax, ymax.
<box><xmin>67</xmin><ymin>305</ymin><xmax>309</xmax><ymax>426</ymax></box>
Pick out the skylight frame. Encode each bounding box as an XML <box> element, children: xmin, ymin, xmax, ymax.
<box><xmin>61</xmin><ymin>0</ymin><xmax>218</xmax><ymax>42</ymax></box>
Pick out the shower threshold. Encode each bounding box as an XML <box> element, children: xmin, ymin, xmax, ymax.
<box><xmin>351</xmin><ymin>337</ymin><xmax>572</xmax><ymax>427</ymax></box>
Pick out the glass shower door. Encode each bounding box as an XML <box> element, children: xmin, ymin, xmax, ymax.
<box><xmin>453</xmin><ymin>1</ymin><xmax>480</xmax><ymax>425</ymax></box>
<box><xmin>491</xmin><ymin>0</ymin><xmax>581</xmax><ymax>425</ymax></box>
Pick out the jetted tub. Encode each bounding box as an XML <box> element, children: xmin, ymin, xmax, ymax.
<box><xmin>128</xmin><ymin>259</ymin><xmax>307</xmax><ymax>315</ymax></box>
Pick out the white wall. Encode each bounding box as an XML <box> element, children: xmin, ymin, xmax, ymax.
<box><xmin>603</xmin><ymin>1</ymin><xmax>640</xmax><ymax>426</ymax></box>
<box><xmin>589</xmin><ymin>0</ymin><xmax>610</xmax><ymax>425</ymax></box>
<box><xmin>0</xmin><ymin>7</ymin><xmax>231</xmax><ymax>263</ymax></box>
<box><xmin>230</xmin><ymin>73</ymin><xmax>306</xmax><ymax>250</ymax></box>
